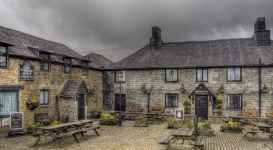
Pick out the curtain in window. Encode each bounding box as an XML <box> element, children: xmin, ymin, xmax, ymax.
<box><xmin>0</xmin><ymin>54</ymin><xmax>6</xmax><ymax>66</ymax></box>
<box><xmin>197</xmin><ymin>69</ymin><xmax>202</xmax><ymax>81</ymax></box>
<box><xmin>203</xmin><ymin>70</ymin><xmax>208</xmax><ymax>81</ymax></box>
<box><xmin>44</xmin><ymin>62</ymin><xmax>49</xmax><ymax>70</ymax></box>
<box><xmin>44</xmin><ymin>91</ymin><xmax>49</xmax><ymax>104</ymax></box>
<box><xmin>172</xmin><ymin>69</ymin><xmax>178</xmax><ymax>81</ymax></box>
<box><xmin>0</xmin><ymin>92</ymin><xmax>18</xmax><ymax>116</ymax></box>
<box><xmin>0</xmin><ymin>46</ymin><xmax>6</xmax><ymax>53</ymax></box>
<box><xmin>65</xmin><ymin>65</ymin><xmax>70</xmax><ymax>73</ymax></box>
<box><xmin>166</xmin><ymin>69</ymin><xmax>172</xmax><ymax>81</ymax></box>
<box><xmin>40</xmin><ymin>91</ymin><xmax>44</xmax><ymax>104</ymax></box>
<box><xmin>235</xmin><ymin>68</ymin><xmax>241</xmax><ymax>80</ymax></box>
<box><xmin>227</xmin><ymin>68</ymin><xmax>235</xmax><ymax>81</ymax></box>
<box><xmin>82</xmin><ymin>69</ymin><xmax>87</xmax><ymax>75</ymax></box>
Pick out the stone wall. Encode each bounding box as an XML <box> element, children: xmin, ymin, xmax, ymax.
<box><xmin>103</xmin><ymin>67</ymin><xmax>273</xmax><ymax>118</ymax></box>
<box><xmin>0</xmin><ymin>57</ymin><xmax>103</xmax><ymax>128</ymax></box>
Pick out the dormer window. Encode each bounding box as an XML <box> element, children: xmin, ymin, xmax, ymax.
<box><xmin>63</xmin><ymin>58</ymin><xmax>71</xmax><ymax>74</ymax></box>
<box><xmin>39</xmin><ymin>53</ymin><xmax>50</xmax><ymax>71</ymax></box>
<box><xmin>81</xmin><ymin>61</ymin><xmax>88</xmax><ymax>75</ymax></box>
<box><xmin>0</xmin><ymin>46</ymin><xmax>7</xmax><ymax>67</ymax></box>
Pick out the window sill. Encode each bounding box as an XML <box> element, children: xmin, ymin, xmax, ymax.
<box><xmin>0</xmin><ymin>66</ymin><xmax>9</xmax><ymax>69</ymax></box>
<box><xmin>40</xmin><ymin>70</ymin><xmax>50</xmax><ymax>72</ymax></box>
<box><xmin>226</xmin><ymin>108</ymin><xmax>242</xmax><ymax>110</ymax></box>
<box><xmin>165</xmin><ymin>81</ymin><xmax>179</xmax><ymax>83</ymax></box>
<box><xmin>82</xmin><ymin>74</ymin><xmax>88</xmax><ymax>76</ymax></box>
<box><xmin>196</xmin><ymin>81</ymin><xmax>208</xmax><ymax>83</ymax></box>
<box><xmin>226</xmin><ymin>81</ymin><xmax>244</xmax><ymax>84</ymax></box>
<box><xmin>40</xmin><ymin>104</ymin><xmax>50</xmax><ymax>106</ymax></box>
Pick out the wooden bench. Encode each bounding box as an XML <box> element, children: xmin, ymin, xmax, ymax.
<box><xmin>35</xmin><ymin>113</ymin><xmax>54</xmax><ymax>125</ymax></box>
<box><xmin>158</xmin><ymin>135</ymin><xmax>174</xmax><ymax>145</ymax></box>
<box><xmin>52</xmin><ymin>125</ymin><xmax>101</xmax><ymax>148</ymax></box>
<box><xmin>264</xmin><ymin>142</ymin><xmax>273</xmax><ymax>150</ymax></box>
<box><xmin>194</xmin><ymin>136</ymin><xmax>205</xmax><ymax>150</ymax></box>
<box><xmin>155</xmin><ymin>116</ymin><xmax>164</xmax><ymax>124</ymax></box>
<box><xmin>242</xmin><ymin>127</ymin><xmax>257</xmax><ymax>140</ymax></box>
<box><xmin>221</xmin><ymin>118</ymin><xmax>229</xmax><ymax>124</ymax></box>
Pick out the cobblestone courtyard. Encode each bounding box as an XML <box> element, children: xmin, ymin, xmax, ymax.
<box><xmin>0</xmin><ymin>120</ymin><xmax>272</xmax><ymax>150</ymax></box>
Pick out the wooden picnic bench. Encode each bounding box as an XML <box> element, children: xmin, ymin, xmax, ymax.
<box><xmin>242</xmin><ymin>127</ymin><xmax>257</xmax><ymax>140</ymax></box>
<box><xmin>264</xmin><ymin>142</ymin><xmax>273</xmax><ymax>150</ymax></box>
<box><xmin>155</xmin><ymin>116</ymin><xmax>164</xmax><ymax>124</ymax></box>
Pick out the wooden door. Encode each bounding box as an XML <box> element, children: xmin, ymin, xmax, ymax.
<box><xmin>115</xmin><ymin>94</ymin><xmax>126</xmax><ymax>111</ymax></box>
<box><xmin>77</xmin><ymin>94</ymin><xmax>85</xmax><ymax>120</ymax></box>
<box><xmin>195</xmin><ymin>96</ymin><xmax>208</xmax><ymax>119</ymax></box>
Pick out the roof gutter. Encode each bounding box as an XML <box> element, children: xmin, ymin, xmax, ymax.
<box><xmin>259</xmin><ymin>59</ymin><xmax>261</xmax><ymax>117</ymax></box>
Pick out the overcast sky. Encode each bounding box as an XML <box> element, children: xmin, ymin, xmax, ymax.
<box><xmin>1</xmin><ymin>0</ymin><xmax>273</xmax><ymax>62</ymax></box>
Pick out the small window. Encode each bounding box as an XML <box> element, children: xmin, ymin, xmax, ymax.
<box><xmin>165</xmin><ymin>93</ymin><xmax>178</xmax><ymax>107</ymax></box>
<box><xmin>196</xmin><ymin>69</ymin><xmax>208</xmax><ymax>82</ymax></box>
<box><xmin>165</xmin><ymin>69</ymin><xmax>178</xmax><ymax>82</ymax></box>
<box><xmin>81</xmin><ymin>61</ymin><xmax>88</xmax><ymax>66</ymax></box>
<box><xmin>39</xmin><ymin>53</ymin><xmax>50</xmax><ymax>71</ymax></box>
<box><xmin>0</xmin><ymin>91</ymin><xmax>18</xmax><ymax>116</ymax></box>
<box><xmin>0</xmin><ymin>46</ymin><xmax>7</xmax><ymax>67</ymax></box>
<box><xmin>227</xmin><ymin>94</ymin><xmax>242</xmax><ymax>109</ymax></box>
<box><xmin>82</xmin><ymin>69</ymin><xmax>87</xmax><ymax>75</ymax></box>
<box><xmin>40</xmin><ymin>90</ymin><xmax>49</xmax><ymax>105</ymax></box>
<box><xmin>40</xmin><ymin>53</ymin><xmax>50</xmax><ymax>60</ymax></box>
<box><xmin>227</xmin><ymin>67</ymin><xmax>241</xmax><ymax>81</ymax></box>
<box><xmin>63</xmin><ymin>58</ymin><xmax>71</xmax><ymax>74</ymax></box>
<box><xmin>115</xmin><ymin>71</ymin><xmax>126</xmax><ymax>82</ymax></box>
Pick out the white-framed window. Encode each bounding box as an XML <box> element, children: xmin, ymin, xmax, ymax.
<box><xmin>115</xmin><ymin>70</ymin><xmax>126</xmax><ymax>82</ymax></box>
<box><xmin>0</xmin><ymin>91</ymin><xmax>18</xmax><ymax>116</ymax></box>
<box><xmin>40</xmin><ymin>90</ymin><xmax>49</xmax><ymax>105</ymax></box>
<box><xmin>165</xmin><ymin>69</ymin><xmax>178</xmax><ymax>82</ymax></box>
<box><xmin>197</xmin><ymin>69</ymin><xmax>208</xmax><ymax>82</ymax></box>
<box><xmin>227</xmin><ymin>67</ymin><xmax>241</xmax><ymax>81</ymax></box>
<box><xmin>227</xmin><ymin>94</ymin><xmax>242</xmax><ymax>109</ymax></box>
<box><xmin>165</xmin><ymin>93</ymin><xmax>178</xmax><ymax>107</ymax></box>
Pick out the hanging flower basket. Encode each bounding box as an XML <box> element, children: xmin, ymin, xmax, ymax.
<box><xmin>26</xmin><ymin>102</ymin><xmax>40</xmax><ymax>110</ymax></box>
<box><xmin>219</xmin><ymin>90</ymin><xmax>225</xmax><ymax>93</ymax></box>
<box><xmin>180</xmin><ymin>88</ymin><xmax>185</xmax><ymax>92</ymax></box>
<box><xmin>262</xmin><ymin>89</ymin><xmax>268</xmax><ymax>93</ymax></box>
<box><xmin>106</xmin><ymin>89</ymin><xmax>110</xmax><ymax>93</ymax></box>
<box><xmin>141</xmin><ymin>89</ymin><xmax>146</xmax><ymax>93</ymax></box>
<box><xmin>91</xmin><ymin>92</ymin><xmax>96</xmax><ymax>95</ymax></box>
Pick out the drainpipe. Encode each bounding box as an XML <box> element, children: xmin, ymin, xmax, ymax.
<box><xmin>147</xmin><ymin>86</ymin><xmax>154</xmax><ymax>113</ymax></box>
<box><xmin>56</xmin><ymin>95</ymin><xmax>61</xmax><ymax>121</ymax></box>
<box><xmin>259</xmin><ymin>59</ymin><xmax>261</xmax><ymax>117</ymax></box>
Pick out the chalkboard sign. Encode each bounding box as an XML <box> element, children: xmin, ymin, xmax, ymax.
<box><xmin>10</xmin><ymin>112</ymin><xmax>23</xmax><ymax>130</ymax></box>
<box><xmin>175</xmin><ymin>108</ymin><xmax>184</xmax><ymax>121</ymax></box>
<box><xmin>19</xmin><ymin>61</ymin><xmax>34</xmax><ymax>80</ymax></box>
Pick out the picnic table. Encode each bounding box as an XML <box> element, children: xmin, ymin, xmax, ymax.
<box><xmin>34</xmin><ymin>120</ymin><xmax>101</xmax><ymax>148</ymax></box>
<box><xmin>88</xmin><ymin>111</ymin><xmax>103</xmax><ymax>119</ymax></box>
<box><xmin>108</xmin><ymin>111</ymin><xmax>120</xmax><ymax>116</ymax></box>
<box><xmin>243</xmin><ymin>122</ymin><xmax>273</xmax><ymax>140</ymax></box>
<box><xmin>146</xmin><ymin>113</ymin><xmax>158</xmax><ymax>121</ymax></box>
<box><xmin>158</xmin><ymin>128</ymin><xmax>205</xmax><ymax>149</ymax></box>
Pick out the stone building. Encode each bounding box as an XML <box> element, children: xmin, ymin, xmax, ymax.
<box><xmin>0</xmin><ymin>26</ymin><xmax>112</xmax><ymax>128</ymax></box>
<box><xmin>103</xmin><ymin>17</ymin><xmax>273</xmax><ymax>119</ymax></box>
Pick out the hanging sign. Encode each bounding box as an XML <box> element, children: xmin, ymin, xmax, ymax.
<box><xmin>19</xmin><ymin>61</ymin><xmax>34</xmax><ymax>80</ymax></box>
<box><xmin>10</xmin><ymin>112</ymin><xmax>23</xmax><ymax>130</ymax></box>
<box><xmin>175</xmin><ymin>108</ymin><xmax>184</xmax><ymax>121</ymax></box>
<box><xmin>195</xmin><ymin>91</ymin><xmax>208</xmax><ymax>95</ymax></box>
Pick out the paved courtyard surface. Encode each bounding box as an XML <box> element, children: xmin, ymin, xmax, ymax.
<box><xmin>0</xmin><ymin>119</ymin><xmax>272</xmax><ymax>150</ymax></box>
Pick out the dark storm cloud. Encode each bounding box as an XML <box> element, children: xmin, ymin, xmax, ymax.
<box><xmin>1</xmin><ymin>0</ymin><xmax>273</xmax><ymax>62</ymax></box>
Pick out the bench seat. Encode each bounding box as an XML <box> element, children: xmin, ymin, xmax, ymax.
<box><xmin>243</xmin><ymin>127</ymin><xmax>257</xmax><ymax>140</ymax></box>
<box><xmin>264</xmin><ymin>142</ymin><xmax>273</xmax><ymax>150</ymax></box>
<box><xmin>194</xmin><ymin>136</ymin><xmax>205</xmax><ymax>147</ymax></box>
<box><xmin>158</xmin><ymin>135</ymin><xmax>174</xmax><ymax>145</ymax></box>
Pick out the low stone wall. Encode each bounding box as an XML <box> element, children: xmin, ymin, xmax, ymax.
<box><xmin>198</xmin><ymin>130</ymin><xmax>214</xmax><ymax>136</ymax></box>
<box><xmin>208</xmin><ymin>115</ymin><xmax>229</xmax><ymax>124</ymax></box>
<box><xmin>208</xmin><ymin>115</ymin><xmax>273</xmax><ymax>125</ymax></box>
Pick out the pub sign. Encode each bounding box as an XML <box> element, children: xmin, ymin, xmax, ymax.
<box><xmin>175</xmin><ymin>108</ymin><xmax>184</xmax><ymax>121</ymax></box>
<box><xmin>10</xmin><ymin>112</ymin><xmax>23</xmax><ymax>130</ymax></box>
<box><xmin>19</xmin><ymin>61</ymin><xmax>34</xmax><ymax>80</ymax></box>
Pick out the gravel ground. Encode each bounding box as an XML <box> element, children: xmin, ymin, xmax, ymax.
<box><xmin>0</xmin><ymin>120</ymin><xmax>271</xmax><ymax>150</ymax></box>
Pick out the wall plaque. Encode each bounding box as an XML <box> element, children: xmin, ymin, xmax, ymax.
<box><xmin>195</xmin><ymin>90</ymin><xmax>208</xmax><ymax>95</ymax></box>
<box><xmin>19</xmin><ymin>61</ymin><xmax>34</xmax><ymax>80</ymax></box>
<box><xmin>10</xmin><ymin>112</ymin><xmax>23</xmax><ymax>130</ymax></box>
<box><xmin>175</xmin><ymin>108</ymin><xmax>184</xmax><ymax>121</ymax></box>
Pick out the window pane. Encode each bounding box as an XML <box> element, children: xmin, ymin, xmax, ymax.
<box><xmin>234</xmin><ymin>95</ymin><xmax>241</xmax><ymax>108</ymax></box>
<box><xmin>235</xmin><ymin>68</ymin><xmax>241</xmax><ymax>80</ymax></box>
<box><xmin>166</xmin><ymin>94</ymin><xmax>172</xmax><ymax>106</ymax></box>
<box><xmin>44</xmin><ymin>62</ymin><xmax>49</xmax><ymax>71</ymax></box>
<box><xmin>197</xmin><ymin>69</ymin><xmax>202</xmax><ymax>81</ymax></box>
<box><xmin>40</xmin><ymin>54</ymin><xmax>49</xmax><ymax>59</ymax></box>
<box><xmin>40</xmin><ymin>91</ymin><xmax>44</xmax><ymax>104</ymax></box>
<box><xmin>227</xmin><ymin>68</ymin><xmax>234</xmax><ymax>81</ymax></box>
<box><xmin>82</xmin><ymin>69</ymin><xmax>87</xmax><ymax>75</ymax></box>
<box><xmin>64</xmin><ymin>58</ymin><xmax>70</xmax><ymax>64</ymax></box>
<box><xmin>172</xmin><ymin>94</ymin><xmax>178</xmax><ymax>106</ymax></box>
<box><xmin>0</xmin><ymin>92</ymin><xmax>18</xmax><ymax>115</ymax></box>
<box><xmin>0</xmin><ymin>55</ymin><xmax>7</xmax><ymax>66</ymax></box>
<box><xmin>228</xmin><ymin>95</ymin><xmax>234</xmax><ymax>108</ymax></box>
<box><xmin>166</xmin><ymin>69</ymin><xmax>172</xmax><ymax>81</ymax></box>
<box><xmin>65</xmin><ymin>65</ymin><xmax>70</xmax><ymax>73</ymax></box>
<box><xmin>44</xmin><ymin>91</ymin><xmax>49</xmax><ymax>104</ymax></box>
<box><xmin>82</xmin><ymin>61</ymin><xmax>88</xmax><ymax>66</ymax></box>
<box><xmin>203</xmin><ymin>70</ymin><xmax>208</xmax><ymax>81</ymax></box>
<box><xmin>172</xmin><ymin>69</ymin><xmax>178</xmax><ymax>81</ymax></box>
<box><xmin>122</xmin><ymin>71</ymin><xmax>126</xmax><ymax>81</ymax></box>
<box><xmin>116</xmin><ymin>71</ymin><xmax>126</xmax><ymax>82</ymax></box>
<box><xmin>0</xmin><ymin>46</ymin><xmax>6</xmax><ymax>53</ymax></box>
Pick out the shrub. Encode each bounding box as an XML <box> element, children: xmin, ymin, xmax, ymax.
<box><xmin>28</xmin><ymin>123</ymin><xmax>37</xmax><ymax>129</ymax></box>
<box><xmin>198</xmin><ymin>123</ymin><xmax>212</xmax><ymax>130</ymax></box>
<box><xmin>216</xmin><ymin>110</ymin><xmax>223</xmax><ymax>116</ymax></box>
<box><xmin>100</xmin><ymin>112</ymin><xmax>111</xmax><ymax>119</ymax></box>
<box><xmin>217</xmin><ymin>98</ymin><xmax>223</xmax><ymax>104</ymax></box>
<box><xmin>183</xmin><ymin>100</ymin><xmax>188</xmax><ymax>106</ymax></box>
<box><xmin>141</xmin><ymin>84</ymin><xmax>145</xmax><ymax>90</ymax></box>
<box><xmin>50</xmin><ymin>120</ymin><xmax>62</xmax><ymax>126</ymax></box>
<box><xmin>135</xmin><ymin>117</ymin><xmax>147</xmax><ymax>122</ymax></box>
<box><xmin>35</xmin><ymin>122</ymin><xmax>44</xmax><ymax>127</ymax></box>
<box><xmin>184</xmin><ymin>121</ymin><xmax>193</xmax><ymax>129</ymax></box>
<box><xmin>184</xmin><ymin>107</ymin><xmax>189</xmax><ymax>111</ymax></box>
<box><xmin>184</xmin><ymin>110</ymin><xmax>189</xmax><ymax>114</ymax></box>
<box><xmin>168</xmin><ymin>118</ymin><xmax>178</xmax><ymax>123</ymax></box>
<box><xmin>217</xmin><ymin>104</ymin><xmax>222</xmax><ymax>109</ymax></box>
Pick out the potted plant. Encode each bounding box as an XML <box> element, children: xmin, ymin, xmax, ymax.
<box><xmin>183</xmin><ymin>100</ymin><xmax>189</xmax><ymax>114</ymax></box>
<box><xmin>26</xmin><ymin>99</ymin><xmax>40</xmax><ymax>110</ymax></box>
<box><xmin>133</xmin><ymin>117</ymin><xmax>148</xmax><ymax>127</ymax></box>
<box><xmin>167</xmin><ymin>118</ymin><xmax>182</xmax><ymax>128</ymax></box>
<box><xmin>99</xmin><ymin>112</ymin><xmax>118</xmax><ymax>125</ymax></box>
<box><xmin>27</xmin><ymin>123</ymin><xmax>37</xmax><ymax>134</ymax></box>
<box><xmin>90</xmin><ymin>88</ymin><xmax>96</xmax><ymax>95</ymax></box>
<box><xmin>197</xmin><ymin>123</ymin><xmax>214</xmax><ymax>136</ymax></box>
<box><xmin>141</xmin><ymin>84</ymin><xmax>146</xmax><ymax>93</ymax></box>
<box><xmin>220</xmin><ymin>121</ymin><xmax>242</xmax><ymax>133</ymax></box>
<box><xmin>180</xmin><ymin>84</ymin><xmax>185</xmax><ymax>92</ymax></box>
<box><xmin>105</xmin><ymin>87</ymin><xmax>111</xmax><ymax>92</ymax></box>
<box><xmin>216</xmin><ymin>98</ymin><xmax>223</xmax><ymax>116</ymax></box>
<box><xmin>262</xmin><ymin>84</ymin><xmax>269</xmax><ymax>93</ymax></box>
<box><xmin>219</xmin><ymin>85</ymin><xmax>225</xmax><ymax>93</ymax></box>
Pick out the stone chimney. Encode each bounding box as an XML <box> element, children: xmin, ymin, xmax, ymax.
<box><xmin>253</xmin><ymin>17</ymin><xmax>271</xmax><ymax>46</ymax></box>
<box><xmin>150</xmin><ymin>26</ymin><xmax>163</xmax><ymax>49</ymax></box>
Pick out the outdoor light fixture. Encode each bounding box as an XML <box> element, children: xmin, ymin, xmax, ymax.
<box><xmin>118</xmin><ymin>71</ymin><xmax>123</xmax><ymax>126</ymax></box>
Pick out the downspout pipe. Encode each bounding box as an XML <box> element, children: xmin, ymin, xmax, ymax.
<box><xmin>56</xmin><ymin>95</ymin><xmax>61</xmax><ymax>121</ymax></box>
<box><xmin>259</xmin><ymin>58</ymin><xmax>261</xmax><ymax>117</ymax></box>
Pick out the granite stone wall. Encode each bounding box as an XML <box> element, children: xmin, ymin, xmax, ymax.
<box><xmin>0</xmin><ymin>57</ymin><xmax>103</xmax><ymax>128</ymax></box>
<box><xmin>103</xmin><ymin>67</ymin><xmax>272</xmax><ymax>118</ymax></box>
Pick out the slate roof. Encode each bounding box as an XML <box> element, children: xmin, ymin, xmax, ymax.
<box><xmin>84</xmin><ymin>53</ymin><xmax>113</xmax><ymax>69</ymax></box>
<box><xmin>59</xmin><ymin>80</ymin><xmax>88</xmax><ymax>98</ymax></box>
<box><xmin>0</xmin><ymin>26</ymin><xmax>89</xmax><ymax>65</ymax></box>
<box><xmin>106</xmin><ymin>38</ymin><xmax>273</xmax><ymax>70</ymax></box>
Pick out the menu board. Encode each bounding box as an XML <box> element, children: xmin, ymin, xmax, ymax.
<box><xmin>10</xmin><ymin>112</ymin><xmax>23</xmax><ymax>130</ymax></box>
<box><xmin>175</xmin><ymin>108</ymin><xmax>184</xmax><ymax>121</ymax></box>
<box><xmin>19</xmin><ymin>61</ymin><xmax>34</xmax><ymax>80</ymax></box>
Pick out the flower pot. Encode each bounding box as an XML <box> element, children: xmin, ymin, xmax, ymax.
<box><xmin>219</xmin><ymin>90</ymin><xmax>225</xmax><ymax>93</ymax></box>
<box><xmin>180</xmin><ymin>89</ymin><xmax>185</xmax><ymax>92</ymax></box>
<box><xmin>141</xmin><ymin>90</ymin><xmax>146</xmax><ymax>93</ymax></box>
<box><xmin>91</xmin><ymin>92</ymin><xmax>96</xmax><ymax>95</ymax></box>
<box><xmin>99</xmin><ymin>119</ymin><xmax>118</xmax><ymax>126</ymax></box>
<box><xmin>262</xmin><ymin>89</ymin><xmax>268</xmax><ymax>93</ymax></box>
<box><xmin>133</xmin><ymin>121</ymin><xmax>148</xmax><ymax>127</ymax></box>
<box><xmin>26</xmin><ymin>102</ymin><xmax>40</xmax><ymax>110</ymax></box>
